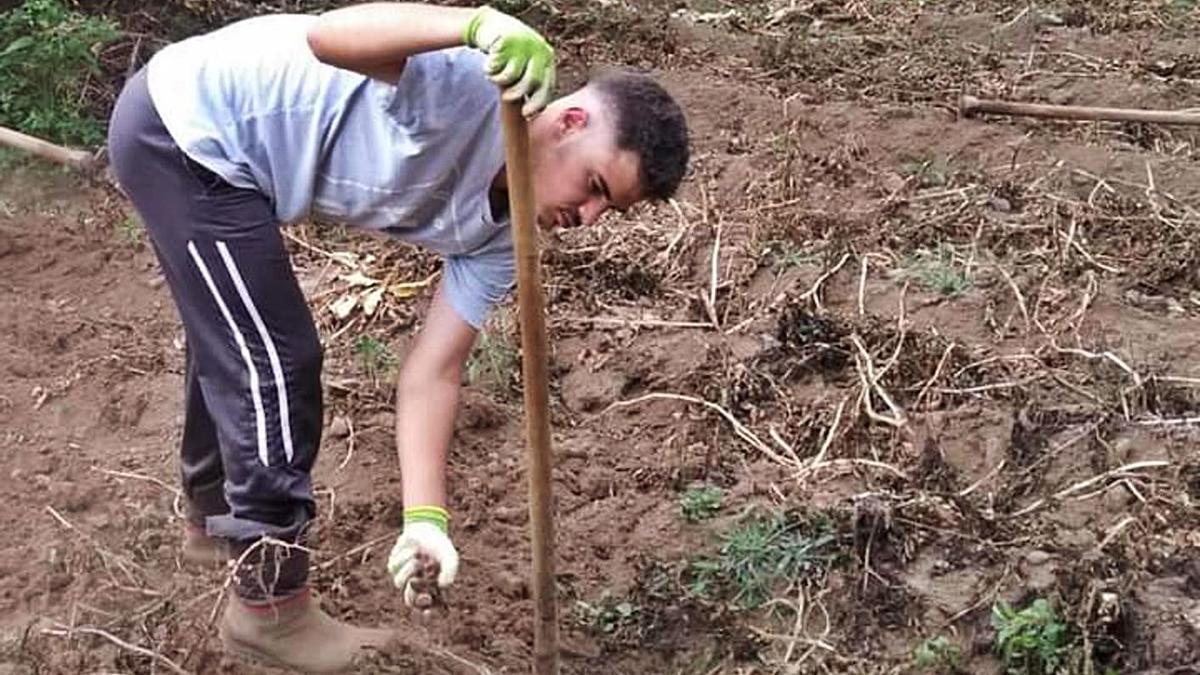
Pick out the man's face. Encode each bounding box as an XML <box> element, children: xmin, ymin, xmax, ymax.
<box><xmin>527</xmin><ymin>90</ymin><xmax>642</xmax><ymax>230</ymax></box>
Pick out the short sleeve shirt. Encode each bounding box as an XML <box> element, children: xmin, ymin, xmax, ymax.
<box><xmin>146</xmin><ymin>14</ymin><xmax>513</xmax><ymax>328</ymax></box>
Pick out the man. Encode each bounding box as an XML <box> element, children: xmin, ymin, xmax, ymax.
<box><xmin>107</xmin><ymin>2</ymin><xmax>688</xmax><ymax>672</ymax></box>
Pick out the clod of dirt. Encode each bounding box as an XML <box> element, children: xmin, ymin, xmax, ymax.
<box><xmin>456</xmin><ymin>390</ymin><xmax>505</xmax><ymax>431</ymax></box>
<box><xmin>561</xmin><ymin>366</ymin><xmax>626</xmax><ymax>413</ymax></box>
<box><xmin>495</xmin><ymin>571</ymin><xmax>528</xmax><ymax>600</ymax></box>
<box><xmin>1185</xmin><ymin>603</ymin><xmax>1200</xmax><ymax>633</ymax></box>
<box><xmin>327</xmin><ymin>414</ymin><xmax>350</xmax><ymax>438</ymax></box>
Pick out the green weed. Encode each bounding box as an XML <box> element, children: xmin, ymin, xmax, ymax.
<box><xmin>113</xmin><ymin>214</ymin><xmax>142</xmax><ymax>246</ymax></box>
<box><xmin>679</xmin><ymin>485</ymin><xmax>723</xmax><ymax>522</ymax></box>
<box><xmin>900</xmin><ymin>246</ymin><xmax>972</xmax><ymax>297</ymax></box>
<box><xmin>991</xmin><ymin>598</ymin><xmax>1072</xmax><ymax>675</ymax></box>
<box><xmin>0</xmin><ymin>0</ymin><xmax>119</xmax><ymax>146</ymax></box>
<box><xmin>899</xmin><ymin>153</ymin><xmax>950</xmax><ymax>188</ymax></box>
<box><xmin>572</xmin><ymin>593</ymin><xmax>639</xmax><ymax>636</ymax></box>
<box><xmin>770</xmin><ymin>241</ymin><xmax>817</xmax><ymax>268</ymax></box>
<box><xmin>913</xmin><ymin>635</ymin><xmax>961</xmax><ymax>673</ymax></box>
<box><xmin>466</xmin><ymin>328</ymin><xmax>517</xmax><ymax>392</ymax></box>
<box><xmin>688</xmin><ymin>512</ymin><xmax>836</xmax><ymax>609</ymax></box>
<box><xmin>354</xmin><ymin>335</ymin><xmax>396</xmax><ymax>380</ymax></box>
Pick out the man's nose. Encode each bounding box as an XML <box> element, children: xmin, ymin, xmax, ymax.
<box><xmin>579</xmin><ymin>198</ymin><xmax>608</xmax><ymax>227</ymax></box>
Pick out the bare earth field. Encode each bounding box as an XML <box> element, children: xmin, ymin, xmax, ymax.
<box><xmin>1</xmin><ymin>1</ymin><xmax>1199</xmax><ymax>673</ymax></box>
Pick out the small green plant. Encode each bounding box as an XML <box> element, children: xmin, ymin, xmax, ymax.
<box><xmin>113</xmin><ymin>214</ymin><xmax>142</xmax><ymax>246</ymax></box>
<box><xmin>466</xmin><ymin>328</ymin><xmax>517</xmax><ymax>392</ymax></box>
<box><xmin>899</xmin><ymin>153</ymin><xmax>950</xmax><ymax>188</ymax></box>
<box><xmin>0</xmin><ymin>0</ymin><xmax>120</xmax><ymax>146</ymax></box>
<box><xmin>901</xmin><ymin>246</ymin><xmax>972</xmax><ymax>297</ymax></box>
<box><xmin>913</xmin><ymin>635</ymin><xmax>961</xmax><ymax>672</ymax></box>
<box><xmin>688</xmin><ymin>512</ymin><xmax>836</xmax><ymax>609</ymax></box>
<box><xmin>679</xmin><ymin>485</ymin><xmax>723</xmax><ymax>522</ymax></box>
<box><xmin>354</xmin><ymin>335</ymin><xmax>396</xmax><ymax>380</ymax></box>
<box><xmin>991</xmin><ymin>598</ymin><xmax>1072</xmax><ymax>675</ymax></box>
<box><xmin>770</xmin><ymin>241</ymin><xmax>817</xmax><ymax>268</ymax></box>
<box><xmin>572</xmin><ymin>594</ymin><xmax>639</xmax><ymax>636</ymax></box>
<box><xmin>1171</xmin><ymin>0</ymin><xmax>1197</xmax><ymax>11</ymax></box>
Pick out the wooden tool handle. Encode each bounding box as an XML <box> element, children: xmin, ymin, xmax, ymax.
<box><xmin>0</xmin><ymin>125</ymin><xmax>98</xmax><ymax>169</ymax></box>
<box><xmin>499</xmin><ymin>101</ymin><xmax>560</xmax><ymax>675</ymax></box>
<box><xmin>960</xmin><ymin>94</ymin><xmax>1200</xmax><ymax>126</ymax></box>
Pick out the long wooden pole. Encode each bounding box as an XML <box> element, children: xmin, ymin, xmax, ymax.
<box><xmin>0</xmin><ymin>125</ymin><xmax>97</xmax><ymax>169</ymax></box>
<box><xmin>499</xmin><ymin>101</ymin><xmax>560</xmax><ymax>675</ymax></box>
<box><xmin>960</xmin><ymin>95</ymin><xmax>1200</xmax><ymax>126</ymax></box>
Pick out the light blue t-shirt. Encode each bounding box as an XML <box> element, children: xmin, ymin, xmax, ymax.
<box><xmin>146</xmin><ymin>14</ymin><xmax>513</xmax><ymax>328</ymax></box>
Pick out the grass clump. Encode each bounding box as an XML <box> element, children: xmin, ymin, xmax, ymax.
<box><xmin>688</xmin><ymin>512</ymin><xmax>837</xmax><ymax>609</ymax></box>
<box><xmin>679</xmin><ymin>485</ymin><xmax>723</xmax><ymax>522</ymax></box>
<box><xmin>466</xmin><ymin>328</ymin><xmax>518</xmax><ymax>393</ymax></box>
<box><xmin>913</xmin><ymin>635</ymin><xmax>961</xmax><ymax>673</ymax></box>
<box><xmin>900</xmin><ymin>245</ymin><xmax>972</xmax><ymax>297</ymax></box>
<box><xmin>354</xmin><ymin>335</ymin><xmax>396</xmax><ymax>381</ymax></box>
<box><xmin>992</xmin><ymin>598</ymin><xmax>1072</xmax><ymax>675</ymax></box>
<box><xmin>0</xmin><ymin>0</ymin><xmax>119</xmax><ymax>146</ymax></box>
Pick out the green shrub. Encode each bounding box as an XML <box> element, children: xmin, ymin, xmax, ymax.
<box><xmin>0</xmin><ymin>0</ymin><xmax>119</xmax><ymax>146</ymax></box>
<box><xmin>689</xmin><ymin>513</ymin><xmax>836</xmax><ymax>609</ymax></box>
<box><xmin>992</xmin><ymin>598</ymin><xmax>1072</xmax><ymax>675</ymax></box>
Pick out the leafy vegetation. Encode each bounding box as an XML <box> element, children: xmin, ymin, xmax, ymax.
<box><xmin>913</xmin><ymin>635</ymin><xmax>961</xmax><ymax>673</ymax></box>
<box><xmin>688</xmin><ymin>512</ymin><xmax>837</xmax><ymax>609</ymax></box>
<box><xmin>900</xmin><ymin>245</ymin><xmax>972</xmax><ymax>297</ymax></box>
<box><xmin>992</xmin><ymin>598</ymin><xmax>1072</xmax><ymax>675</ymax></box>
<box><xmin>0</xmin><ymin>0</ymin><xmax>119</xmax><ymax>146</ymax></box>
<box><xmin>466</xmin><ymin>328</ymin><xmax>518</xmax><ymax>393</ymax></box>
<box><xmin>679</xmin><ymin>485</ymin><xmax>723</xmax><ymax>522</ymax></box>
<box><xmin>113</xmin><ymin>214</ymin><xmax>143</xmax><ymax>246</ymax></box>
<box><xmin>354</xmin><ymin>335</ymin><xmax>396</xmax><ymax>380</ymax></box>
<box><xmin>572</xmin><ymin>593</ymin><xmax>640</xmax><ymax>636</ymax></box>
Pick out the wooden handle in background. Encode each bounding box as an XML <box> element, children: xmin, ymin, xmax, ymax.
<box><xmin>0</xmin><ymin>125</ymin><xmax>97</xmax><ymax>170</ymax></box>
<box><xmin>960</xmin><ymin>94</ymin><xmax>1200</xmax><ymax>126</ymax></box>
<box><xmin>499</xmin><ymin>101</ymin><xmax>561</xmax><ymax>675</ymax></box>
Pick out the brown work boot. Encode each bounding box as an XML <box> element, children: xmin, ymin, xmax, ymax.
<box><xmin>219</xmin><ymin>588</ymin><xmax>394</xmax><ymax>673</ymax></box>
<box><xmin>182</xmin><ymin>522</ymin><xmax>229</xmax><ymax>566</ymax></box>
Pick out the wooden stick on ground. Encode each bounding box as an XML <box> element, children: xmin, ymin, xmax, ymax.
<box><xmin>500</xmin><ymin>100</ymin><xmax>561</xmax><ymax>675</ymax></box>
<box><xmin>960</xmin><ymin>95</ymin><xmax>1200</xmax><ymax>126</ymax></box>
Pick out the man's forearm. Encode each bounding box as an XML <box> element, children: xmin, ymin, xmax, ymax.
<box><xmin>395</xmin><ymin>366</ymin><xmax>461</xmax><ymax>509</ymax></box>
<box><xmin>308</xmin><ymin>3</ymin><xmax>474</xmax><ymax>73</ymax></box>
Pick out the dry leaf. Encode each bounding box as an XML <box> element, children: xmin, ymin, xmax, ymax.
<box><xmin>361</xmin><ymin>286</ymin><xmax>385</xmax><ymax>316</ymax></box>
<box><xmin>330</xmin><ymin>293</ymin><xmax>359</xmax><ymax>319</ymax></box>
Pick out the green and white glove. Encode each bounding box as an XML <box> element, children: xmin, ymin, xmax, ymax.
<box><xmin>463</xmin><ymin>6</ymin><xmax>556</xmax><ymax>116</ymax></box>
<box><xmin>387</xmin><ymin>506</ymin><xmax>459</xmax><ymax>606</ymax></box>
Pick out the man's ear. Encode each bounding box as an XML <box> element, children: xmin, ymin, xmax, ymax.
<box><xmin>556</xmin><ymin>106</ymin><xmax>589</xmax><ymax>138</ymax></box>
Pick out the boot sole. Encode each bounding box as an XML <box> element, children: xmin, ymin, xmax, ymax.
<box><xmin>219</xmin><ymin>628</ymin><xmax>320</xmax><ymax>673</ymax></box>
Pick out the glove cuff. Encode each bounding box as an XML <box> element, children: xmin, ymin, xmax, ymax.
<box><xmin>462</xmin><ymin>6</ymin><xmax>493</xmax><ymax>48</ymax></box>
<box><xmin>404</xmin><ymin>505</ymin><xmax>450</xmax><ymax>533</ymax></box>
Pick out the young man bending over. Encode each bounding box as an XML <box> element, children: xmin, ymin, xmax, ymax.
<box><xmin>107</xmin><ymin>3</ymin><xmax>688</xmax><ymax>671</ymax></box>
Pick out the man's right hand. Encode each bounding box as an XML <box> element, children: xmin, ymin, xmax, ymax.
<box><xmin>463</xmin><ymin>6</ymin><xmax>556</xmax><ymax>116</ymax></box>
<box><xmin>387</xmin><ymin>508</ymin><xmax>459</xmax><ymax>606</ymax></box>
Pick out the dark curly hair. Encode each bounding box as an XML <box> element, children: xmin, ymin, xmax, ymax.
<box><xmin>588</xmin><ymin>70</ymin><xmax>689</xmax><ymax>201</ymax></box>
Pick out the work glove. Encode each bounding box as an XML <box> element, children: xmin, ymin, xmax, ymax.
<box><xmin>463</xmin><ymin>6</ymin><xmax>556</xmax><ymax>116</ymax></box>
<box><xmin>387</xmin><ymin>506</ymin><xmax>459</xmax><ymax>606</ymax></box>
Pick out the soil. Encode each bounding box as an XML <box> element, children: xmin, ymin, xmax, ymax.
<box><xmin>2</xmin><ymin>1</ymin><xmax>1200</xmax><ymax>673</ymax></box>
